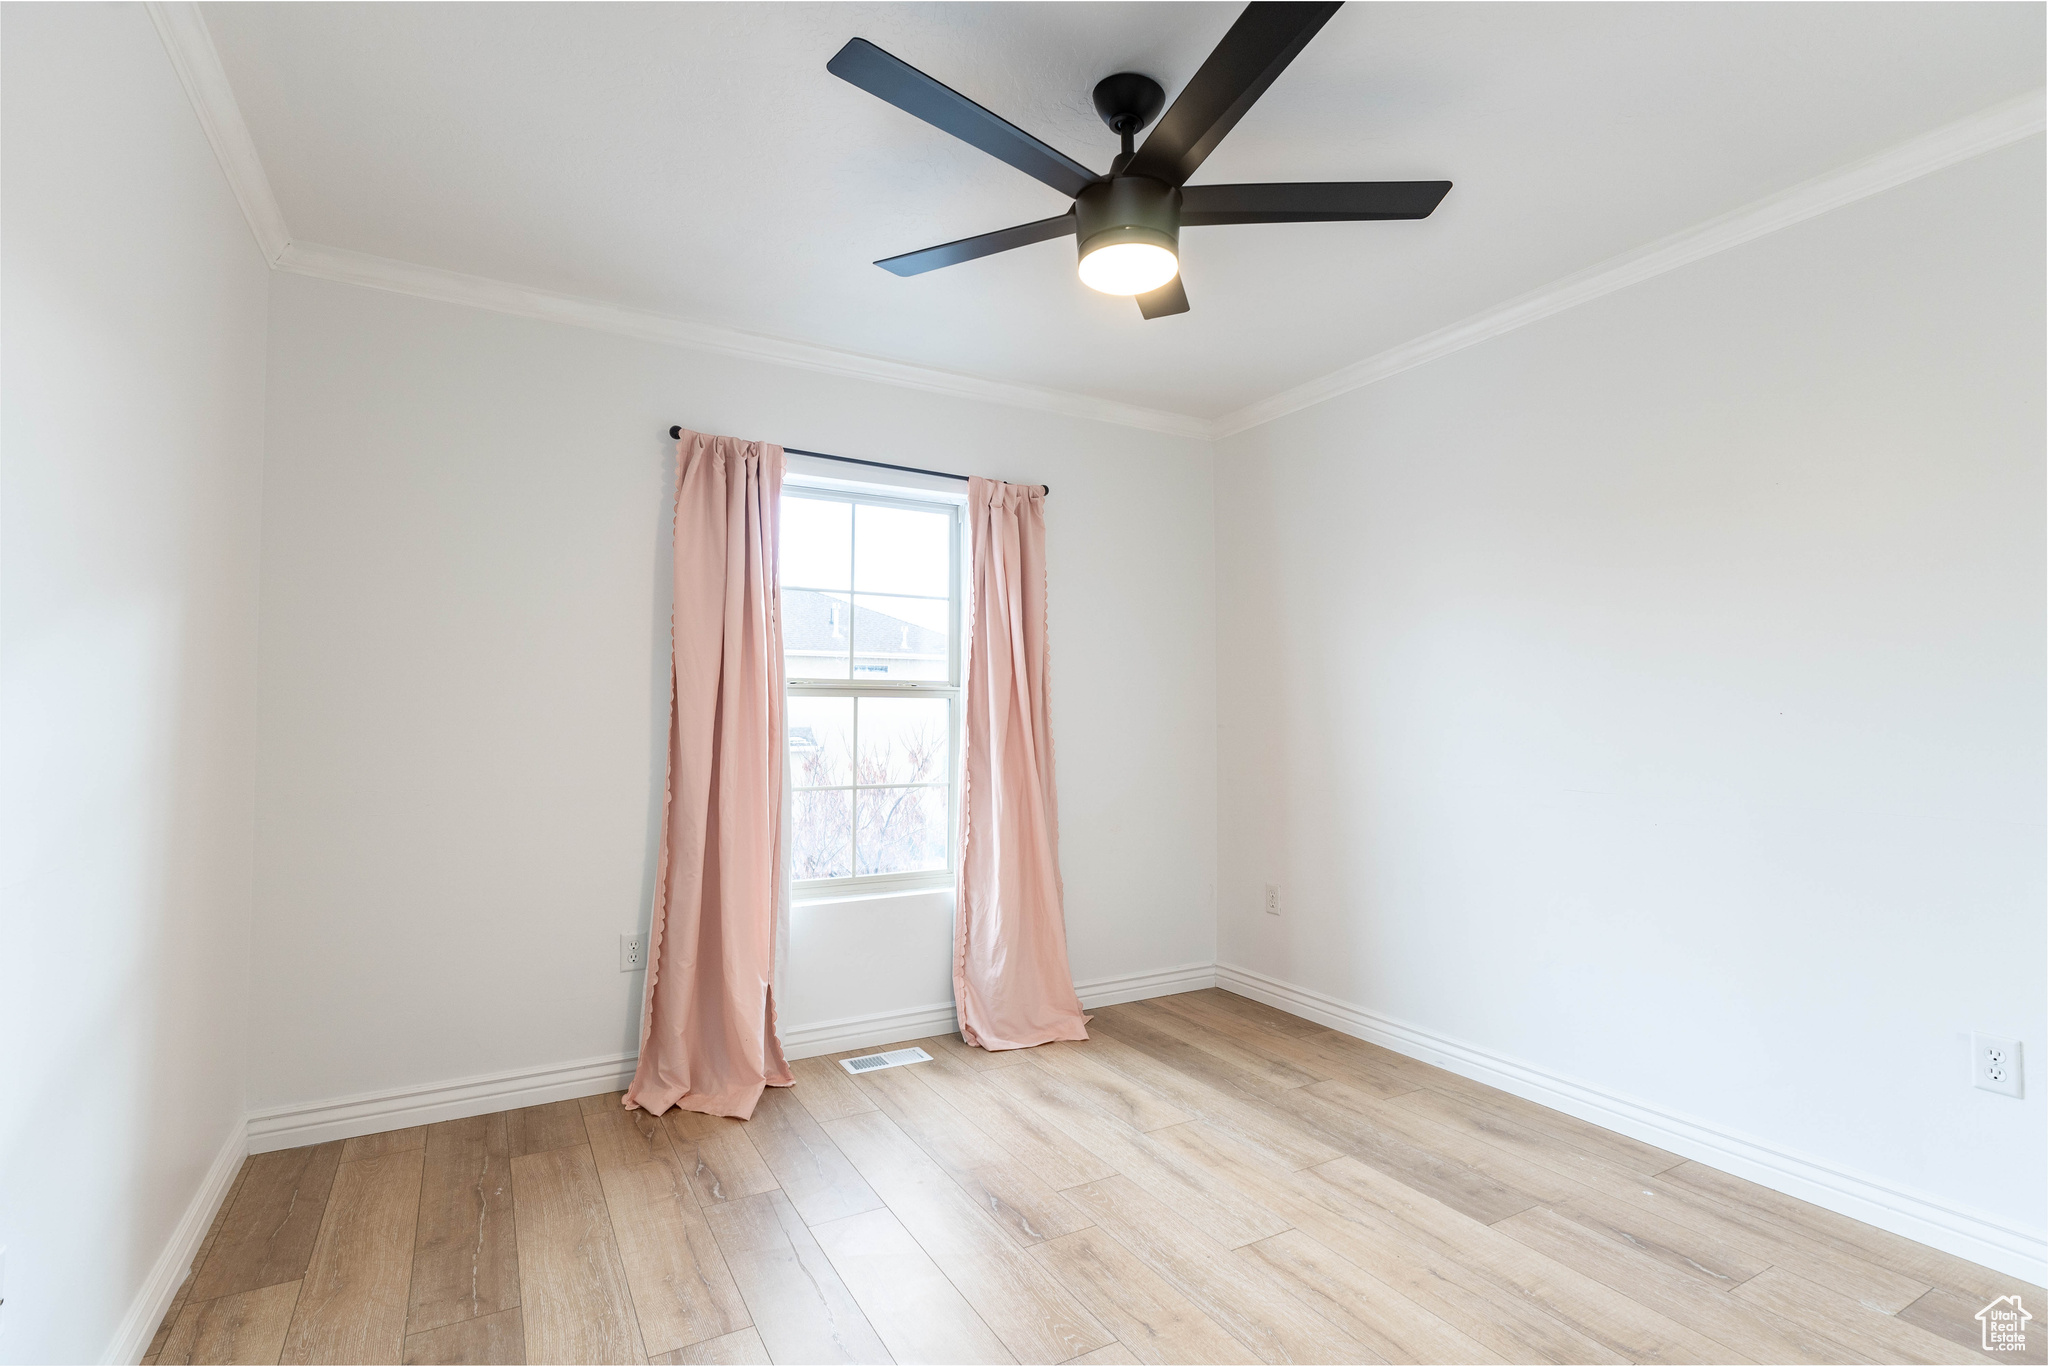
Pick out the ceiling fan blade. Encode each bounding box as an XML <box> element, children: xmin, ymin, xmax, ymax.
<box><xmin>1126</xmin><ymin>2</ymin><xmax>1343</xmax><ymax>187</ymax></box>
<box><xmin>1181</xmin><ymin>180</ymin><xmax>1451</xmax><ymax>224</ymax></box>
<box><xmin>876</xmin><ymin>213</ymin><xmax>1076</xmax><ymax>276</ymax></box>
<box><xmin>1136</xmin><ymin>275</ymin><xmax>1190</xmax><ymax>319</ymax></box>
<box><xmin>829</xmin><ymin>38</ymin><xmax>1099</xmax><ymax>199</ymax></box>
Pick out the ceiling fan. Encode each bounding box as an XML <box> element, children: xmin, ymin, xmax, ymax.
<box><xmin>827</xmin><ymin>1</ymin><xmax>1451</xmax><ymax>319</ymax></box>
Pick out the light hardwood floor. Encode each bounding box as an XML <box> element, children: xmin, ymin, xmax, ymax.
<box><xmin>146</xmin><ymin>990</ymin><xmax>2042</xmax><ymax>1365</ymax></box>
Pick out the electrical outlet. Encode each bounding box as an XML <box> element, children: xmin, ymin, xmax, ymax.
<box><xmin>1264</xmin><ymin>884</ymin><xmax>1281</xmax><ymax>917</ymax></box>
<box><xmin>619</xmin><ymin>934</ymin><xmax>647</xmax><ymax>973</ymax></box>
<box><xmin>1973</xmin><ymin>1034</ymin><xmax>2023</xmax><ymax>1097</ymax></box>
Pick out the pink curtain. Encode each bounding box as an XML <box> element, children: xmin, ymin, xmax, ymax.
<box><xmin>625</xmin><ymin>431</ymin><xmax>793</xmax><ymax>1119</ymax></box>
<box><xmin>953</xmin><ymin>478</ymin><xmax>1089</xmax><ymax>1050</ymax></box>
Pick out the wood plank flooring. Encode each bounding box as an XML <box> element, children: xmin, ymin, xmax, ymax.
<box><xmin>147</xmin><ymin>990</ymin><xmax>2042</xmax><ymax>1365</ymax></box>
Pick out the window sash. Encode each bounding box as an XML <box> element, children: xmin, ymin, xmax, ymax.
<box><xmin>781</xmin><ymin>486</ymin><xmax>962</xmax><ymax>689</ymax></box>
<box><xmin>786</xmin><ymin>688</ymin><xmax>960</xmax><ymax>891</ymax></box>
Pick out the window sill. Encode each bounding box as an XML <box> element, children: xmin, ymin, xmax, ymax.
<box><xmin>792</xmin><ymin>874</ymin><xmax>954</xmax><ymax>907</ymax></box>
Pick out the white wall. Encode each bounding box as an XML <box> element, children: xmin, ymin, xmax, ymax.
<box><xmin>5</xmin><ymin>10</ymin><xmax>2033</xmax><ymax>1344</ymax></box>
<box><xmin>0</xmin><ymin>6</ymin><xmax>269</xmax><ymax>1361</ymax></box>
<box><xmin>251</xmin><ymin>270</ymin><xmax>1216</xmax><ymax>1112</ymax></box>
<box><xmin>1216</xmin><ymin>138</ymin><xmax>2045</xmax><ymax>1263</ymax></box>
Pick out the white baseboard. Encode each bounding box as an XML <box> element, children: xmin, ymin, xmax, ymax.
<box><xmin>242</xmin><ymin>961</ymin><xmax>1217</xmax><ymax>1152</ymax></box>
<box><xmin>1216</xmin><ymin>962</ymin><xmax>2048</xmax><ymax>1286</ymax></box>
<box><xmin>103</xmin><ymin>1120</ymin><xmax>247</xmax><ymax>1365</ymax></box>
<box><xmin>138</xmin><ymin>958</ymin><xmax>2041</xmax><ymax>1360</ymax></box>
<box><xmin>777</xmin><ymin>960</ymin><xmax>1218</xmax><ymax>1060</ymax></box>
<box><xmin>136</xmin><ymin>956</ymin><xmax>2043</xmax><ymax>1362</ymax></box>
<box><xmin>1077</xmin><ymin>960</ymin><xmax>1220</xmax><ymax>1010</ymax></box>
<box><xmin>247</xmin><ymin>1050</ymin><xmax>638</xmax><ymax>1154</ymax></box>
<box><xmin>781</xmin><ymin>1002</ymin><xmax>962</xmax><ymax>1061</ymax></box>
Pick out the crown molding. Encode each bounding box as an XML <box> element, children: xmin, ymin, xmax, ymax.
<box><xmin>146</xmin><ymin>6</ymin><xmax>2040</xmax><ymax>446</ymax></box>
<box><xmin>146</xmin><ymin>2</ymin><xmax>291</xmax><ymax>263</ymax></box>
<box><xmin>145</xmin><ymin>2</ymin><xmax>1206</xmax><ymax>439</ymax></box>
<box><xmin>1211</xmin><ymin>87</ymin><xmax>2048</xmax><ymax>439</ymax></box>
<box><xmin>273</xmin><ymin>241</ymin><xmax>1214</xmax><ymax>440</ymax></box>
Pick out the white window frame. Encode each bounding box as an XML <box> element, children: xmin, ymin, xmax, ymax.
<box><xmin>782</xmin><ymin>480</ymin><xmax>964</xmax><ymax>899</ymax></box>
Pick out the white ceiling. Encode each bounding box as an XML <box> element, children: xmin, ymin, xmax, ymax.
<box><xmin>201</xmin><ymin>2</ymin><xmax>2042</xmax><ymax>420</ymax></box>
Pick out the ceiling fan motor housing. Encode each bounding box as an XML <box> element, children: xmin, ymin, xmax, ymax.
<box><xmin>1074</xmin><ymin>176</ymin><xmax>1182</xmax><ymax>263</ymax></box>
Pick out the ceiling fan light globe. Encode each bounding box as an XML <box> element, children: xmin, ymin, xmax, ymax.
<box><xmin>1078</xmin><ymin>242</ymin><xmax>1179</xmax><ymax>296</ymax></box>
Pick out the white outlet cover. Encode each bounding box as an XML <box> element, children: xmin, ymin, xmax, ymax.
<box><xmin>1972</xmin><ymin>1033</ymin><xmax>2023</xmax><ymax>1097</ymax></box>
<box><xmin>1264</xmin><ymin>884</ymin><xmax>1281</xmax><ymax>916</ymax></box>
<box><xmin>619</xmin><ymin>933</ymin><xmax>647</xmax><ymax>973</ymax></box>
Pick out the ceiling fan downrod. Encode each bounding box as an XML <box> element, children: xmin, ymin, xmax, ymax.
<box><xmin>1092</xmin><ymin>70</ymin><xmax>1166</xmax><ymax>168</ymax></box>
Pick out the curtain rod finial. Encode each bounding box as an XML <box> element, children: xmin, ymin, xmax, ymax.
<box><xmin>668</xmin><ymin>425</ymin><xmax>683</xmax><ymax>439</ymax></box>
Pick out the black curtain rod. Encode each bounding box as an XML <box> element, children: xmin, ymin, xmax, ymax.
<box><xmin>667</xmin><ymin>427</ymin><xmax>1046</xmax><ymax>495</ymax></box>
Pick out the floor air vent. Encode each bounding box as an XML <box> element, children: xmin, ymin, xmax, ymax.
<box><xmin>839</xmin><ymin>1046</ymin><xmax>934</xmax><ymax>1074</ymax></box>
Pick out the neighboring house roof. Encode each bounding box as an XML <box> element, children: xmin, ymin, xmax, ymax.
<box><xmin>783</xmin><ymin>587</ymin><xmax>946</xmax><ymax>657</ymax></box>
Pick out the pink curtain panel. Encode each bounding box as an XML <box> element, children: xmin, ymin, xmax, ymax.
<box><xmin>954</xmin><ymin>477</ymin><xmax>1090</xmax><ymax>1049</ymax></box>
<box><xmin>625</xmin><ymin>431</ymin><xmax>794</xmax><ymax>1119</ymax></box>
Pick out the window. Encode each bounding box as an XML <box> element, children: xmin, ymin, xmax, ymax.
<box><xmin>781</xmin><ymin>486</ymin><xmax>961</xmax><ymax>893</ymax></box>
